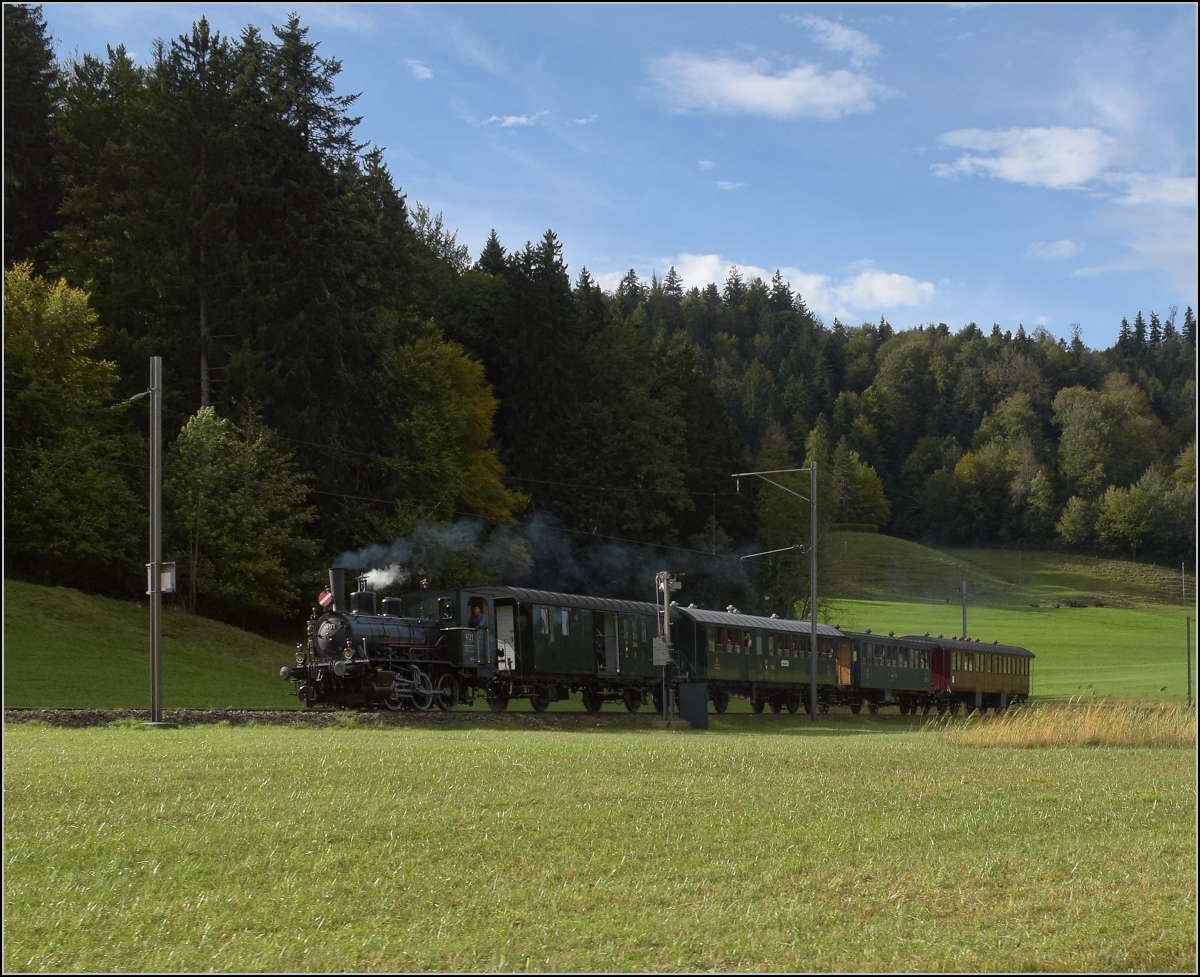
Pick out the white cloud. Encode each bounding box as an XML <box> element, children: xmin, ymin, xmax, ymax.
<box><xmin>792</xmin><ymin>14</ymin><xmax>881</xmax><ymax>67</ymax></box>
<box><xmin>482</xmin><ymin>111</ymin><xmax>548</xmax><ymax>128</ymax></box>
<box><xmin>603</xmin><ymin>254</ymin><xmax>934</xmax><ymax>321</ymax></box>
<box><xmin>571</xmin><ymin>114</ymin><xmax>599</xmax><ymax>125</ymax></box>
<box><xmin>1025</xmin><ymin>239</ymin><xmax>1080</xmax><ymax>260</ymax></box>
<box><xmin>715</xmin><ymin>181</ymin><xmax>745</xmax><ymax>190</ymax></box>
<box><xmin>836</xmin><ymin>270</ymin><xmax>935</xmax><ymax>309</ymax></box>
<box><xmin>697</xmin><ymin>159</ymin><xmax>715</xmax><ymax>169</ymax></box>
<box><xmin>649</xmin><ymin>52</ymin><xmax>885</xmax><ymax>120</ymax></box>
<box><xmin>404</xmin><ymin>59</ymin><xmax>433</xmax><ymax>81</ymax></box>
<box><xmin>933</xmin><ymin>127</ymin><xmax>1116</xmax><ymax>189</ymax></box>
<box><xmin>1109</xmin><ymin>174</ymin><xmax>1197</xmax><ymax>209</ymax></box>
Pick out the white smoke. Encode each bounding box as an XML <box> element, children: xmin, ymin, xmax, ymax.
<box><xmin>363</xmin><ymin>564</ymin><xmax>408</xmax><ymax>590</ymax></box>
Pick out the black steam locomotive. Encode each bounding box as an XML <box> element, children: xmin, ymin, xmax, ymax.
<box><xmin>281</xmin><ymin>569</ymin><xmax>1033</xmax><ymax>716</ymax></box>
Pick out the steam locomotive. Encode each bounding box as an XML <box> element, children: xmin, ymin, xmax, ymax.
<box><xmin>280</xmin><ymin>568</ymin><xmax>1033</xmax><ymax>716</ymax></box>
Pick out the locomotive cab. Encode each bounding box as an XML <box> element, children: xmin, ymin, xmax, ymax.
<box><xmin>400</xmin><ymin>588</ymin><xmax>502</xmax><ymax>672</ymax></box>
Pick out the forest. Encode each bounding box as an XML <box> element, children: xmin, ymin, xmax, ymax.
<box><xmin>4</xmin><ymin>7</ymin><xmax>1196</xmax><ymax>624</ymax></box>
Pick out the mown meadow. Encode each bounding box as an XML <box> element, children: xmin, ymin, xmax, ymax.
<box><xmin>3</xmin><ymin>717</ymin><xmax>1195</xmax><ymax>973</ymax></box>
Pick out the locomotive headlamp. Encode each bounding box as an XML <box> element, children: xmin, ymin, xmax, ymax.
<box><xmin>343</xmin><ymin>642</ymin><xmax>354</xmax><ymax>660</ymax></box>
<box><xmin>295</xmin><ymin>643</ymin><xmax>305</xmax><ymax>665</ymax></box>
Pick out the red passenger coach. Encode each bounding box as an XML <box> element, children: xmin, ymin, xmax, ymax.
<box><xmin>908</xmin><ymin>635</ymin><xmax>1033</xmax><ymax>715</ymax></box>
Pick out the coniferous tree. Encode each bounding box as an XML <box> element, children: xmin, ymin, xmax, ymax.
<box><xmin>3</xmin><ymin>3</ymin><xmax>61</xmax><ymax>267</ymax></box>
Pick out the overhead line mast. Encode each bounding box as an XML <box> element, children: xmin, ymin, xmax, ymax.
<box><xmin>734</xmin><ymin>464</ymin><xmax>819</xmax><ymax>721</ymax></box>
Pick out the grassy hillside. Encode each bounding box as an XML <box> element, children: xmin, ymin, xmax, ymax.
<box><xmin>3</xmin><ymin>579</ymin><xmax>297</xmax><ymax>709</ymax></box>
<box><xmin>822</xmin><ymin>530</ymin><xmax>1189</xmax><ymax>609</ymax></box>
<box><xmin>827</xmin><ymin>599</ymin><xmax>1193</xmax><ymax>703</ymax></box>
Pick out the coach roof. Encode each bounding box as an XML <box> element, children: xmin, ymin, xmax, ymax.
<box><xmin>674</xmin><ymin>605</ymin><xmax>843</xmax><ymax>637</ymax></box>
<box><xmin>901</xmin><ymin>635</ymin><xmax>1034</xmax><ymax>657</ymax></box>
<box><xmin>471</xmin><ymin>586</ymin><xmax>658</xmax><ymax>616</ymax></box>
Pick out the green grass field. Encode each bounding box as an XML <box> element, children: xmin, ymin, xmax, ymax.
<box><xmin>4</xmin><ymin>721</ymin><xmax>1194</xmax><ymax>972</ymax></box>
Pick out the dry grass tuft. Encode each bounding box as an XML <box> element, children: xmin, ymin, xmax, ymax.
<box><xmin>933</xmin><ymin>699</ymin><xmax>1197</xmax><ymax>749</ymax></box>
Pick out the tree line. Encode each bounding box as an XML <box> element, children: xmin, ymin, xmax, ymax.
<box><xmin>4</xmin><ymin>7</ymin><xmax>1195</xmax><ymax>624</ymax></box>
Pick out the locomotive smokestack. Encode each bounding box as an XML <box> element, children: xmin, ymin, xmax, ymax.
<box><xmin>329</xmin><ymin>568</ymin><xmax>346</xmax><ymax>613</ymax></box>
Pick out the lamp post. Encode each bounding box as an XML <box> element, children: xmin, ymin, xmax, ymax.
<box><xmin>734</xmin><ymin>464</ymin><xmax>819</xmax><ymax>721</ymax></box>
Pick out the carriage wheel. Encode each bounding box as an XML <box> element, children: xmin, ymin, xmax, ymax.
<box><xmin>750</xmin><ymin>698</ymin><xmax>765</xmax><ymax>714</ymax></box>
<box><xmin>770</xmin><ymin>698</ymin><xmax>784</xmax><ymax>714</ymax></box>
<box><xmin>435</xmin><ymin>673</ymin><xmax>460</xmax><ymax>712</ymax></box>
<box><xmin>786</xmin><ymin>693</ymin><xmax>801</xmax><ymax>714</ymax></box>
<box><xmin>529</xmin><ymin>691</ymin><xmax>551</xmax><ymax>713</ymax></box>
<box><xmin>711</xmin><ymin>691</ymin><xmax>730</xmax><ymax>714</ymax></box>
<box><xmin>623</xmin><ymin>688</ymin><xmax>643</xmax><ymax>713</ymax></box>
<box><xmin>582</xmin><ymin>689</ymin><xmax>604</xmax><ymax>714</ymax></box>
<box><xmin>818</xmin><ymin>701</ymin><xmax>829</xmax><ymax>714</ymax></box>
<box><xmin>850</xmin><ymin>701</ymin><xmax>862</xmax><ymax>715</ymax></box>
<box><xmin>868</xmin><ymin>702</ymin><xmax>879</xmax><ymax>715</ymax></box>
<box><xmin>486</xmin><ymin>688</ymin><xmax>510</xmax><ymax>712</ymax></box>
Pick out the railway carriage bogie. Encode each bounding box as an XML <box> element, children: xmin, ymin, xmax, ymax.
<box><xmin>486</xmin><ymin>686</ymin><xmax>510</xmax><ymax>712</ymax></box>
<box><xmin>581</xmin><ymin>688</ymin><xmax>605</xmax><ymax>714</ymax></box>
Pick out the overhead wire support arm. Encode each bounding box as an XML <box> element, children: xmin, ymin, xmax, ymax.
<box><xmin>740</xmin><ymin>544</ymin><xmax>804</xmax><ymax>561</ymax></box>
<box><xmin>732</xmin><ymin>468</ymin><xmax>811</xmax><ymax>501</ymax></box>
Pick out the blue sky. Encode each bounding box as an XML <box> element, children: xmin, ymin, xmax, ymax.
<box><xmin>41</xmin><ymin>3</ymin><xmax>1197</xmax><ymax>348</ymax></box>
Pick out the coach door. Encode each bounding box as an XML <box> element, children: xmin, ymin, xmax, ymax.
<box><xmin>495</xmin><ymin>603</ymin><xmax>516</xmax><ymax>673</ymax></box>
<box><xmin>595</xmin><ymin>611</ymin><xmax>619</xmax><ymax>673</ymax></box>
<box><xmin>931</xmin><ymin>648</ymin><xmax>951</xmax><ymax>692</ymax></box>
<box><xmin>836</xmin><ymin>638</ymin><xmax>852</xmax><ymax>686</ymax></box>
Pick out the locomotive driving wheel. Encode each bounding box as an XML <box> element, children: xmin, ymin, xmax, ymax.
<box><xmin>434</xmin><ymin>672</ymin><xmax>460</xmax><ymax>712</ymax></box>
<box><xmin>410</xmin><ymin>667</ymin><xmax>434</xmax><ymax>712</ymax></box>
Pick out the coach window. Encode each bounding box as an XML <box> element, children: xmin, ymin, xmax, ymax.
<box><xmin>745</xmin><ymin>631</ymin><xmax>754</xmax><ymax>653</ymax></box>
<box><xmin>538</xmin><ymin>606</ymin><xmax>551</xmax><ymax>637</ymax></box>
<box><xmin>713</xmin><ymin>627</ymin><xmax>723</xmax><ymax>654</ymax></box>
